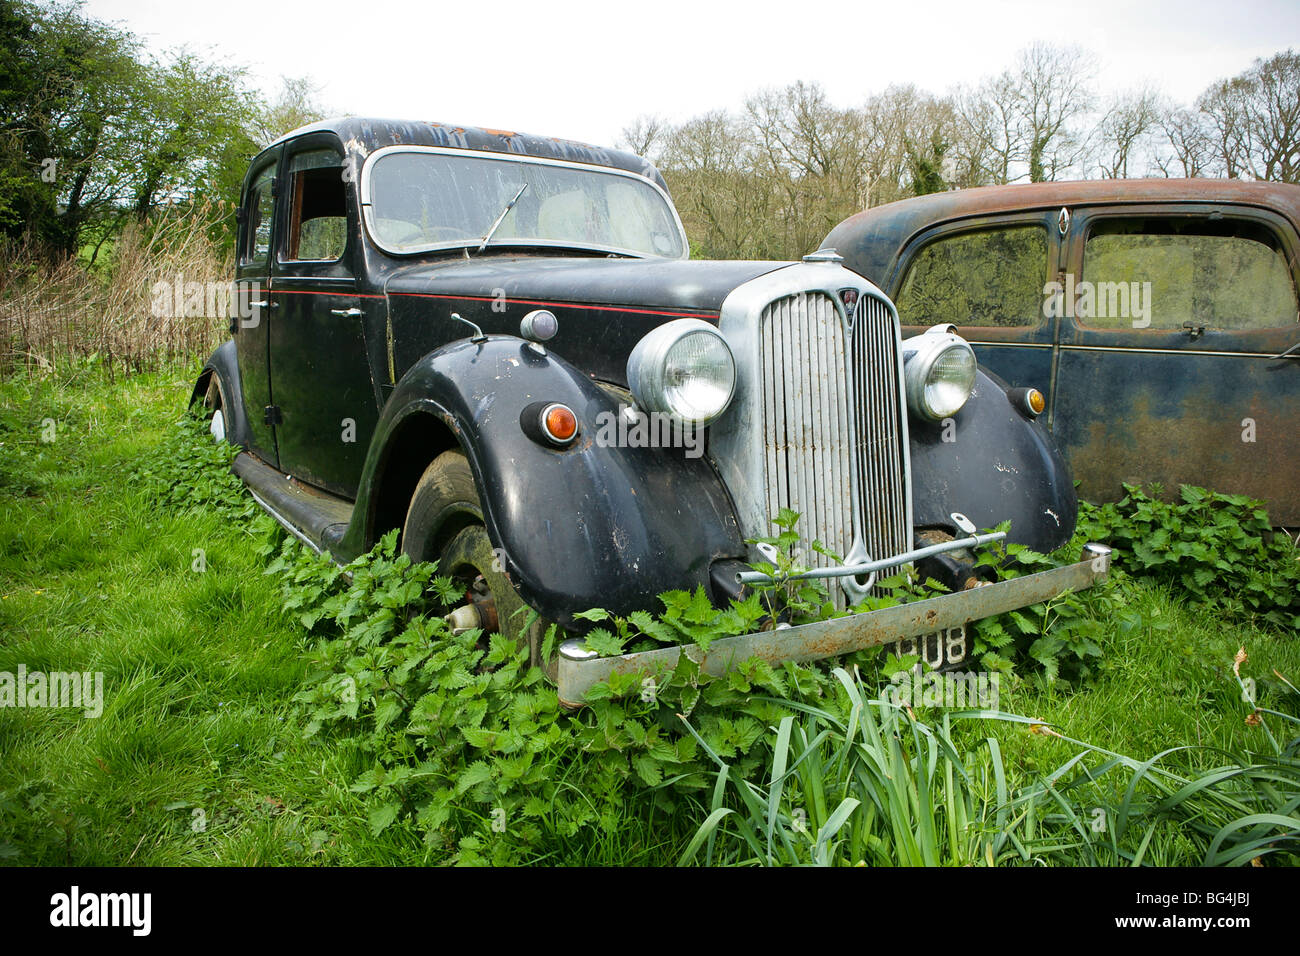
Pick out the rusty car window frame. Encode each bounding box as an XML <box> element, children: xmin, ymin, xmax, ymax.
<box><xmin>891</xmin><ymin>214</ymin><xmax>1058</xmax><ymax>335</ymax></box>
<box><xmin>357</xmin><ymin>144</ymin><xmax>691</xmax><ymax>261</ymax></box>
<box><xmin>1062</xmin><ymin>203</ymin><xmax>1300</xmax><ymax>336</ymax></box>
<box><xmin>278</xmin><ymin>146</ymin><xmax>349</xmax><ymax>266</ymax></box>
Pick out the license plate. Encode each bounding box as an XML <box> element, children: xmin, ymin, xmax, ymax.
<box><xmin>886</xmin><ymin>625</ymin><xmax>968</xmax><ymax>672</ymax></box>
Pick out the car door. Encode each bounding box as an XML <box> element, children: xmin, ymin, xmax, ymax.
<box><xmin>1053</xmin><ymin>203</ymin><xmax>1300</xmax><ymax>522</ymax></box>
<box><xmin>233</xmin><ymin>151</ymin><xmax>280</xmax><ymax>467</ymax></box>
<box><xmin>889</xmin><ymin>213</ymin><xmax>1062</xmax><ymax>404</ymax></box>
<box><xmin>269</xmin><ymin>138</ymin><xmax>381</xmax><ymax>498</ymax></box>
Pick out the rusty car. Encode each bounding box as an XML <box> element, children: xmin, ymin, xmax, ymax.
<box><xmin>191</xmin><ymin>118</ymin><xmax>1111</xmax><ymax>704</ymax></box>
<box><xmin>822</xmin><ymin>179</ymin><xmax>1300</xmax><ymax>523</ymax></box>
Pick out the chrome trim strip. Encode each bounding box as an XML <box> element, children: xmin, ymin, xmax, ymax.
<box><xmin>960</xmin><ymin>341</ymin><xmax>1298</xmax><ymax>359</ymax></box>
<box><xmin>737</xmin><ymin>531</ymin><xmax>1006</xmax><ymax>584</ymax></box>
<box><xmin>1058</xmin><ymin>344</ymin><xmax>1300</xmax><ymax>359</ymax></box>
<box><xmin>963</xmin><ymin>341</ymin><xmax>1054</xmax><ymax>349</ymax></box>
<box><xmin>358</xmin><ymin>144</ymin><xmax>690</xmax><ymax>260</ymax></box>
<box><xmin>247</xmin><ymin>489</ymin><xmax>323</xmax><ymax>555</ymax></box>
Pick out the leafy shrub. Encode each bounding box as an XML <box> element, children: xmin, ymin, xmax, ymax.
<box><xmin>129</xmin><ymin>409</ymin><xmax>256</xmax><ymax>520</ymax></box>
<box><xmin>1078</xmin><ymin>484</ymin><xmax>1300</xmax><ymax>631</ymax></box>
<box><xmin>273</xmin><ymin>526</ymin><xmax>844</xmax><ymax>863</ymax></box>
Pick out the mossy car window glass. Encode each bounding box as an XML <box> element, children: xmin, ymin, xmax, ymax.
<box><xmin>368</xmin><ymin>151</ymin><xmax>684</xmax><ymax>258</ymax></box>
<box><xmin>242</xmin><ymin>165</ymin><xmax>275</xmax><ymax>265</ymax></box>
<box><xmin>895</xmin><ymin>225</ymin><xmax>1048</xmax><ymax>327</ymax></box>
<box><xmin>284</xmin><ymin>149</ymin><xmax>346</xmax><ymax>262</ymax></box>
<box><xmin>1082</xmin><ymin>219</ymin><xmax>1299</xmax><ymax>330</ymax></box>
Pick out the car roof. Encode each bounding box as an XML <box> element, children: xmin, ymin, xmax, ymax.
<box><xmin>259</xmin><ymin>117</ymin><xmax>668</xmax><ymax>191</ymax></box>
<box><xmin>823</xmin><ymin>178</ymin><xmax>1300</xmax><ymax>285</ymax></box>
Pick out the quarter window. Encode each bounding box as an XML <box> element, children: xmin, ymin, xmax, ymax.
<box><xmin>1081</xmin><ymin>219</ymin><xmax>1299</xmax><ymax>330</ymax></box>
<box><xmin>241</xmin><ymin>165</ymin><xmax>275</xmax><ymax>265</ymax></box>
<box><xmin>895</xmin><ymin>225</ymin><xmax>1048</xmax><ymax>327</ymax></box>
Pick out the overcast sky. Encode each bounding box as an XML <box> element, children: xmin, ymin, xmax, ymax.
<box><xmin>82</xmin><ymin>0</ymin><xmax>1300</xmax><ymax>149</ymax></box>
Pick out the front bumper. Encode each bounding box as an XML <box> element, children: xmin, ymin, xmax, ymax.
<box><xmin>556</xmin><ymin>543</ymin><xmax>1112</xmax><ymax>707</ymax></box>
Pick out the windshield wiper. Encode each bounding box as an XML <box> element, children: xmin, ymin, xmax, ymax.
<box><xmin>476</xmin><ymin>183</ymin><xmax>528</xmax><ymax>255</ymax></box>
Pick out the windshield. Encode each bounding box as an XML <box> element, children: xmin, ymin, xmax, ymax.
<box><xmin>365</xmin><ymin>149</ymin><xmax>686</xmax><ymax>258</ymax></box>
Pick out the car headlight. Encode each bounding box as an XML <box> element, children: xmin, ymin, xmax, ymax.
<box><xmin>627</xmin><ymin>319</ymin><xmax>736</xmax><ymax>425</ymax></box>
<box><xmin>902</xmin><ymin>324</ymin><xmax>978</xmax><ymax>421</ymax></box>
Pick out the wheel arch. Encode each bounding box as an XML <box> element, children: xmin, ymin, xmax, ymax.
<box><xmin>334</xmin><ymin>337</ymin><xmax>747</xmax><ymax>624</ymax></box>
<box><xmin>189</xmin><ymin>340</ymin><xmax>251</xmax><ymax>448</ymax></box>
<box><xmin>359</xmin><ymin>404</ymin><xmax>464</xmax><ymax>553</ymax></box>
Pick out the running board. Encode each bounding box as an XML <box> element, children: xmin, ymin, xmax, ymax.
<box><xmin>232</xmin><ymin>453</ymin><xmax>354</xmax><ymax>555</ymax></box>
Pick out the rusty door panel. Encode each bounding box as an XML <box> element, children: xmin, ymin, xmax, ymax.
<box><xmin>1051</xmin><ymin>348</ymin><xmax>1300</xmax><ymax>521</ymax></box>
<box><xmin>1054</xmin><ymin>202</ymin><xmax>1300</xmax><ymax>523</ymax></box>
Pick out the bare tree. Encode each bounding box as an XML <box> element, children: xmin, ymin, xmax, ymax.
<box><xmin>1155</xmin><ymin>106</ymin><xmax>1215</xmax><ymax>177</ymax></box>
<box><xmin>954</xmin><ymin>43</ymin><xmax>1096</xmax><ymax>183</ymax></box>
<box><xmin>862</xmin><ymin>85</ymin><xmax>959</xmax><ymax>199</ymax></box>
<box><xmin>660</xmin><ymin>110</ymin><xmax>782</xmax><ymax>259</ymax></box>
<box><xmin>618</xmin><ymin>114</ymin><xmax>666</xmax><ymax>161</ymax></box>
<box><xmin>744</xmin><ymin>81</ymin><xmax>874</xmax><ymax>253</ymax></box>
<box><xmin>952</xmin><ymin>74</ymin><xmax>1018</xmax><ymax>185</ymax></box>
<box><xmin>1012</xmin><ymin>42</ymin><xmax>1097</xmax><ymax>181</ymax></box>
<box><xmin>1097</xmin><ymin>86</ymin><xmax>1163</xmax><ymax>178</ymax></box>
<box><xmin>1245</xmin><ymin>49</ymin><xmax>1300</xmax><ymax>182</ymax></box>
<box><xmin>623</xmin><ymin>45</ymin><xmax>1300</xmax><ymax>261</ymax></box>
<box><xmin>1198</xmin><ymin>75</ymin><xmax>1254</xmax><ymax>178</ymax></box>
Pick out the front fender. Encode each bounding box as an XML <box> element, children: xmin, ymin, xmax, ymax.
<box><xmin>908</xmin><ymin>369</ymin><xmax>1077</xmax><ymax>553</ymax></box>
<box><xmin>343</xmin><ymin>336</ymin><xmax>747</xmax><ymax>624</ymax></box>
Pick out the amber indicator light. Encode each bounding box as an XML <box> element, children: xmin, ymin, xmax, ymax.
<box><xmin>542</xmin><ymin>404</ymin><xmax>578</xmax><ymax>443</ymax></box>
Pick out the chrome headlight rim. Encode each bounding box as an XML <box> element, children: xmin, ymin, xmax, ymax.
<box><xmin>902</xmin><ymin>325</ymin><xmax>978</xmax><ymax>422</ymax></box>
<box><xmin>626</xmin><ymin>318</ymin><xmax>737</xmax><ymax>426</ymax></box>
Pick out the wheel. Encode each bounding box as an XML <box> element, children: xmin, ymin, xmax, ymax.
<box><xmin>401</xmin><ymin>450</ymin><xmax>546</xmax><ymax>668</ymax></box>
<box><xmin>201</xmin><ymin>376</ymin><xmax>227</xmax><ymax>443</ymax></box>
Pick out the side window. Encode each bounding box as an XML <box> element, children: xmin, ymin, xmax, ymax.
<box><xmin>894</xmin><ymin>225</ymin><xmax>1048</xmax><ymax>327</ymax></box>
<box><xmin>241</xmin><ymin>165</ymin><xmax>275</xmax><ymax>265</ymax></box>
<box><xmin>284</xmin><ymin>149</ymin><xmax>347</xmax><ymax>262</ymax></box>
<box><xmin>1082</xmin><ymin>218</ymin><xmax>1299</xmax><ymax>330</ymax></box>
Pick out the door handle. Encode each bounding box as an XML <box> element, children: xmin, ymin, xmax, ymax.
<box><xmin>330</xmin><ymin>308</ymin><xmax>364</xmax><ymax>318</ymax></box>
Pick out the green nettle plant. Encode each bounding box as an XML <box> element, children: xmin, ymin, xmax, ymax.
<box><xmin>277</xmin><ymin>523</ymin><xmax>834</xmax><ymax>862</ymax></box>
<box><xmin>1078</xmin><ymin>484</ymin><xmax>1300</xmax><ymax>631</ymax></box>
<box><xmin>128</xmin><ymin>409</ymin><xmax>257</xmax><ymax>520</ymax></box>
<box><xmin>961</xmin><ymin>526</ymin><xmax>1139</xmax><ymax>684</ymax></box>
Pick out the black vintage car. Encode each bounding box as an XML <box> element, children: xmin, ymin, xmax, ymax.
<box><xmin>193</xmin><ymin>118</ymin><xmax>1109</xmax><ymax>703</ymax></box>
<box><xmin>822</xmin><ymin>179</ymin><xmax>1300</xmax><ymax>523</ymax></box>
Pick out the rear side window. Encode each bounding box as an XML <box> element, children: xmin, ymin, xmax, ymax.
<box><xmin>895</xmin><ymin>225</ymin><xmax>1048</xmax><ymax>327</ymax></box>
<box><xmin>1082</xmin><ymin>219</ymin><xmax>1299</xmax><ymax>330</ymax></box>
<box><xmin>241</xmin><ymin>165</ymin><xmax>275</xmax><ymax>265</ymax></box>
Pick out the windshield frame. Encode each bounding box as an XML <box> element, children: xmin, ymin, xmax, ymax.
<box><xmin>359</xmin><ymin>144</ymin><xmax>690</xmax><ymax>260</ymax></box>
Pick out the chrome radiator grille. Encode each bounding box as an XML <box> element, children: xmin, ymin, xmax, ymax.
<box><xmin>851</xmin><ymin>294</ymin><xmax>910</xmax><ymax>570</ymax></box>
<box><xmin>757</xmin><ymin>291</ymin><xmax>910</xmax><ymax>602</ymax></box>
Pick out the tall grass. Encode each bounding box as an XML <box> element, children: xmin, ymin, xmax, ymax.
<box><xmin>681</xmin><ymin>659</ymin><xmax>1300</xmax><ymax>866</ymax></box>
<box><xmin>0</xmin><ymin>202</ymin><xmax>232</xmax><ymax>382</ymax></box>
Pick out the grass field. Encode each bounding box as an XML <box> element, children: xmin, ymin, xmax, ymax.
<box><xmin>1</xmin><ymin>365</ymin><xmax>1297</xmax><ymax>865</ymax></box>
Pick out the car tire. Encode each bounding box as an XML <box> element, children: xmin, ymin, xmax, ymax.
<box><xmin>199</xmin><ymin>376</ymin><xmax>228</xmax><ymax>442</ymax></box>
<box><xmin>401</xmin><ymin>450</ymin><xmax>547</xmax><ymax>670</ymax></box>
